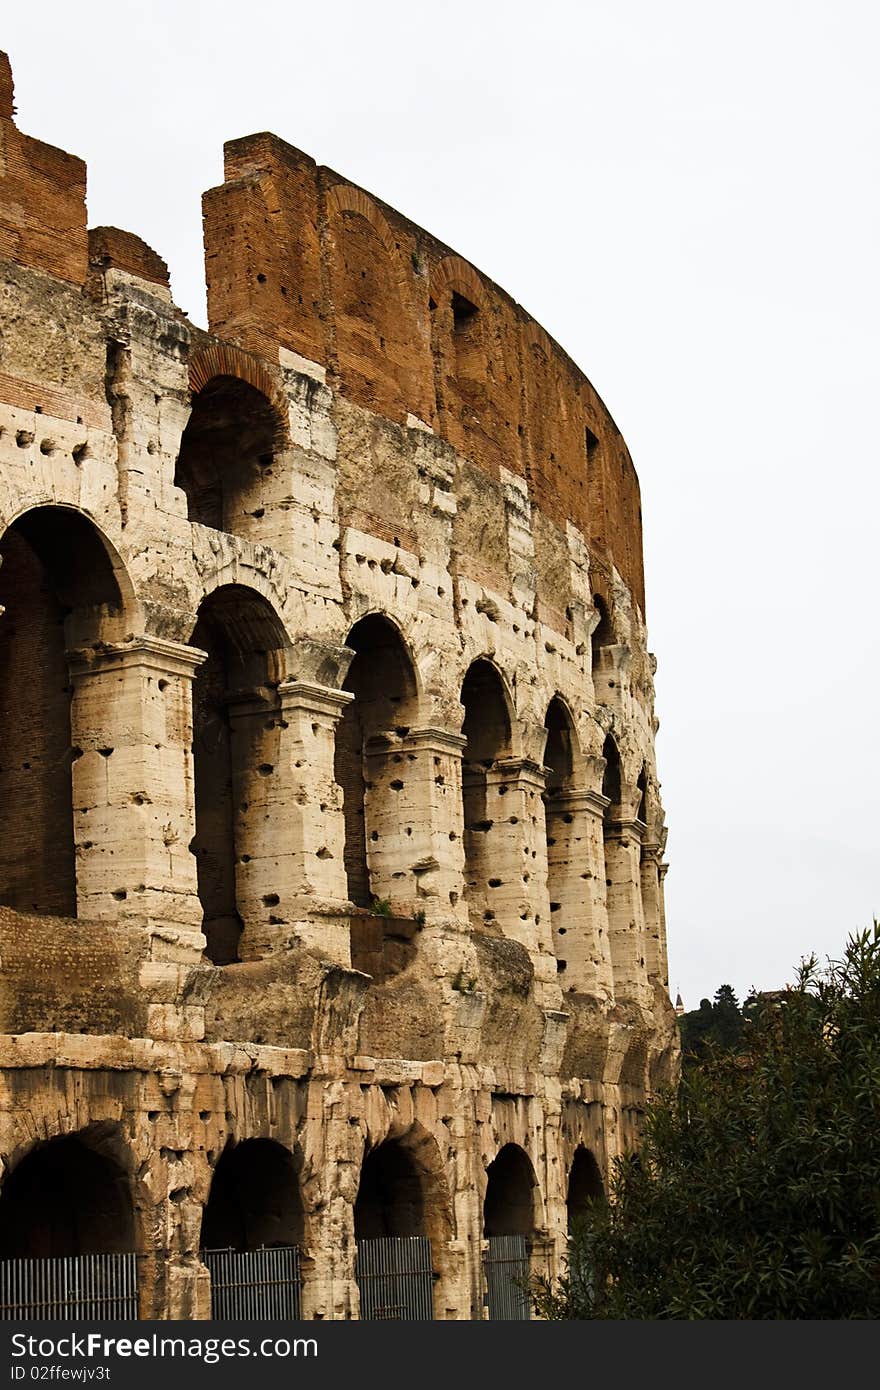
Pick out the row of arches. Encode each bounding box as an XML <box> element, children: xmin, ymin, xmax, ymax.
<box><xmin>0</xmin><ymin>503</ymin><xmax>655</xmax><ymax>992</ymax></box>
<box><xmin>0</xmin><ymin>1124</ymin><xmax>604</xmax><ymax>1318</ymax></box>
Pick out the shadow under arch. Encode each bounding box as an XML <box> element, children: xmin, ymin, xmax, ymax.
<box><xmin>200</xmin><ymin>1138</ymin><xmax>305</xmax><ymax>1252</ymax></box>
<box><xmin>566</xmin><ymin>1145</ymin><xmax>605</xmax><ymax>1233</ymax></box>
<box><xmin>175</xmin><ymin>373</ymin><xmax>286</xmax><ymax>535</ymax></box>
<box><xmin>335</xmin><ymin>612</ymin><xmax>421</xmax><ymax>910</ymax></box>
<box><xmin>0</xmin><ymin>505</ymin><xmax>136</xmax><ymax>916</ymax></box>
<box><xmin>189</xmin><ymin>583</ymin><xmax>291</xmax><ymax>963</ymax></box>
<box><xmin>354</xmin><ymin>1123</ymin><xmax>454</xmax><ymax>1320</ymax></box>
<box><xmin>460</xmin><ymin>657</ymin><xmax>515</xmax><ymax>930</ymax></box>
<box><xmin>0</xmin><ymin>1123</ymin><xmax>136</xmax><ymax>1260</ymax></box>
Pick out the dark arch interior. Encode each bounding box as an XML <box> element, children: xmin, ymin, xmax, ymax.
<box><xmin>201</xmin><ymin>1139</ymin><xmax>304</xmax><ymax>1251</ymax></box>
<box><xmin>601</xmin><ymin>734</ymin><xmax>622</xmax><ymax>814</ymax></box>
<box><xmin>461</xmin><ymin>662</ymin><xmax>512</xmax><ymax>923</ymax></box>
<box><xmin>636</xmin><ymin>764</ymin><xmax>648</xmax><ymax>823</ymax></box>
<box><xmin>335</xmin><ymin>615</ymin><xmax>419</xmax><ymax>908</ymax></box>
<box><xmin>566</xmin><ymin>1147</ymin><xmax>605</xmax><ymax>1232</ymax></box>
<box><xmin>544</xmin><ymin>698</ymin><xmax>574</xmax><ymax>795</ymax></box>
<box><xmin>354</xmin><ymin>1140</ymin><xmax>426</xmax><ymax>1240</ymax></box>
<box><xmin>461</xmin><ymin>660</ymin><xmax>511</xmax><ymax>766</ymax></box>
<box><xmin>483</xmin><ymin>1144</ymin><xmax>535</xmax><ymax>1238</ymax></box>
<box><xmin>175</xmin><ymin>375</ymin><xmax>279</xmax><ymax>531</ymax></box>
<box><xmin>190</xmin><ymin>585</ymin><xmax>287</xmax><ymax>963</ymax></box>
<box><xmin>591</xmin><ymin>594</ymin><xmax>614</xmax><ymax>662</ymax></box>
<box><xmin>0</xmin><ymin>508</ymin><xmax>122</xmax><ymax>917</ymax></box>
<box><xmin>0</xmin><ymin>1131</ymin><xmax>135</xmax><ymax>1259</ymax></box>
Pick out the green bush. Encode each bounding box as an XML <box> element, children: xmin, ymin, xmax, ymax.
<box><xmin>535</xmin><ymin>924</ymin><xmax>880</xmax><ymax>1319</ymax></box>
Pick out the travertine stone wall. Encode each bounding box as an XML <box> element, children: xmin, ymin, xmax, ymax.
<box><xmin>0</xmin><ymin>52</ymin><xmax>676</xmax><ymax>1319</ymax></box>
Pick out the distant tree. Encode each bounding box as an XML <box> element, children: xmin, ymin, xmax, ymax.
<box><xmin>534</xmin><ymin>925</ymin><xmax>880</xmax><ymax>1319</ymax></box>
<box><xmin>678</xmin><ymin>983</ymin><xmax>744</xmax><ymax>1062</ymax></box>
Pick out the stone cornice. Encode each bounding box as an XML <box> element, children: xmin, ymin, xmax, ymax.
<box><xmin>68</xmin><ymin>635</ymin><xmax>208</xmax><ymax>680</ymax></box>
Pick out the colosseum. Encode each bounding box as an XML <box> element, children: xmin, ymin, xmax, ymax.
<box><xmin>0</xmin><ymin>50</ymin><xmax>675</xmax><ymax>1321</ymax></box>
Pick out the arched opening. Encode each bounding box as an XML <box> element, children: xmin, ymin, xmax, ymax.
<box><xmin>175</xmin><ymin>375</ymin><xmax>280</xmax><ymax>534</ymax></box>
<box><xmin>0</xmin><ymin>508</ymin><xmax>123</xmax><ymax>916</ymax></box>
<box><xmin>483</xmin><ymin>1143</ymin><xmax>537</xmax><ymax>1321</ymax></box>
<box><xmin>0</xmin><ymin>1129</ymin><xmax>135</xmax><ymax>1259</ymax></box>
<box><xmin>354</xmin><ymin>1141</ymin><xmax>425</xmax><ymax>1240</ymax></box>
<box><xmin>602</xmin><ymin>734</ymin><xmax>644</xmax><ymax>1000</ymax></box>
<box><xmin>353</xmin><ymin>1132</ymin><xmax>449</xmax><ymax>1321</ymax></box>
<box><xmin>201</xmin><ymin>1139</ymin><xmax>305</xmax><ymax>1321</ymax></box>
<box><xmin>201</xmin><ymin>1139</ymin><xmax>304</xmax><ymax>1251</ymax></box>
<box><xmin>460</xmin><ymin>660</ymin><xmax>512</xmax><ymax>928</ymax></box>
<box><xmin>636</xmin><ymin>764</ymin><xmax>648</xmax><ymax>824</ymax></box>
<box><xmin>566</xmin><ymin>1147</ymin><xmax>605</xmax><ymax>1233</ymax></box>
<box><xmin>591</xmin><ymin>594</ymin><xmax>613</xmax><ymax>662</ymax></box>
<box><xmin>190</xmin><ymin>585</ymin><xmax>288</xmax><ymax>964</ymax></box>
<box><xmin>335</xmin><ymin>615</ymin><xmax>419</xmax><ymax>911</ymax></box>
<box><xmin>544</xmin><ymin>698</ymin><xmax>576</xmax><ymax>980</ymax></box>
<box><xmin>483</xmin><ymin>1144</ymin><xmax>536</xmax><ymax>1239</ymax></box>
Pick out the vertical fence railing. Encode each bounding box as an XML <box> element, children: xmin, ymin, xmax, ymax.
<box><xmin>203</xmin><ymin>1246</ymin><xmax>302</xmax><ymax>1320</ymax></box>
<box><xmin>484</xmin><ymin>1234</ymin><xmax>531</xmax><ymax>1320</ymax></box>
<box><xmin>0</xmin><ymin>1253</ymin><xmax>138</xmax><ymax>1320</ymax></box>
<box><xmin>356</xmin><ymin>1236</ymin><xmax>434</xmax><ymax>1320</ymax></box>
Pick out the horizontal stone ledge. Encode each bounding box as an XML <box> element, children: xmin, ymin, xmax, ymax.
<box><xmin>0</xmin><ymin>1032</ymin><xmax>312</xmax><ymax>1079</ymax></box>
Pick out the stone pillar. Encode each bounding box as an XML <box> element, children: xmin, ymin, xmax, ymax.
<box><xmin>464</xmin><ymin>756</ymin><xmax>557</xmax><ymax>998</ymax></box>
<box><xmin>604</xmin><ymin>816</ymin><xmax>651</xmax><ymax>1007</ymax></box>
<box><xmin>68</xmin><ymin>636</ymin><xmax>206</xmax><ymax>961</ymax></box>
<box><xmin>231</xmin><ymin>679</ymin><xmax>354</xmax><ymax>964</ymax></box>
<box><xmin>640</xmin><ymin>842</ymin><xmax>666</xmax><ymax>988</ymax></box>
<box><xmin>363</xmin><ymin>727</ymin><xmax>467</xmax><ymax>924</ymax></box>
<box><xmin>546</xmin><ymin>787</ymin><xmax>614</xmax><ymax>999</ymax></box>
<box><xmin>658</xmin><ymin>859</ymin><xmax>670</xmax><ymax>989</ymax></box>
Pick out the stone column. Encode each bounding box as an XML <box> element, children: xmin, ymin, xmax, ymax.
<box><xmin>658</xmin><ymin>859</ymin><xmax>670</xmax><ymax>989</ymax></box>
<box><xmin>464</xmin><ymin>756</ymin><xmax>557</xmax><ymax>998</ymax></box>
<box><xmin>604</xmin><ymin>816</ymin><xmax>651</xmax><ymax>1008</ymax></box>
<box><xmin>362</xmin><ymin>726</ymin><xmax>467</xmax><ymax>924</ymax></box>
<box><xmin>67</xmin><ymin>636</ymin><xmax>206</xmax><ymax>961</ymax></box>
<box><xmin>231</xmin><ymin>679</ymin><xmax>354</xmax><ymax>964</ymax></box>
<box><xmin>640</xmin><ymin>842</ymin><xmax>666</xmax><ymax>989</ymax></box>
<box><xmin>546</xmin><ymin>787</ymin><xmax>614</xmax><ymax>999</ymax></box>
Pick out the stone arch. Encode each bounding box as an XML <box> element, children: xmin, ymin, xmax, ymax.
<box><xmin>188</xmin><ymin>344</ymin><xmax>289</xmax><ymax>427</ymax></box>
<box><xmin>353</xmin><ymin>1122</ymin><xmax>454</xmax><ymax>1318</ymax></box>
<box><xmin>460</xmin><ymin>658</ymin><xmax>515</xmax><ymax>929</ymax></box>
<box><xmin>483</xmin><ymin>1142</ymin><xmax>538</xmax><ymax>1239</ymax></box>
<box><xmin>566</xmin><ymin>1146</ymin><xmax>605</xmax><ymax>1232</ymax></box>
<box><xmin>325</xmin><ymin>186</ymin><xmax>421</xmax><ymax>424</ymax></box>
<box><xmin>175</xmin><ymin>368</ymin><xmax>287</xmax><ymax>534</ymax></box>
<box><xmin>188</xmin><ymin>584</ymin><xmax>291</xmax><ymax>964</ymax></box>
<box><xmin>0</xmin><ymin>1123</ymin><xmax>136</xmax><ymax>1259</ymax></box>
<box><xmin>430</xmin><ymin>256</ymin><xmax>487</xmax><ymax>402</ymax></box>
<box><xmin>0</xmin><ymin>506</ymin><xmax>135</xmax><ymax>917</ymax></box>
<box><xmin>200</xmin><ymin>1138</ymin><xmax>305</xmax><ymax>1252</ymax></box>
<box><xmin>430</xmin><ymin>255</ymin><xmax>486</xmax><ymax>311</ymax></box>
<box><xmin>335</xmin><ymin>613</ymin><xmax>422</xmax><ymax>910</ymax></box>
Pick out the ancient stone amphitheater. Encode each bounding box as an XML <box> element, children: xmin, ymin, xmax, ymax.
<box><xmin>0</xmin><ymin>51</ymin><xmax>675</xmax><ymax>1320</ymax></box>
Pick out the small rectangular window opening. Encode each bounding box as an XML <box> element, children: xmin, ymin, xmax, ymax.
<box><xmin>585</xmin><ymin>426</ymin><xmax>600</xmax><ymax>466</ymax></box>
<box><xmin>452</xmin><ymin>292</ymin><xmax>478</xmax><ymax>333</ymax></box>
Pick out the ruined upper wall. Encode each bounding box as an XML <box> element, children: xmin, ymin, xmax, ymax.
<box><xmin>204</xmin><ymin>134</ymin><xmax>646</xmax><ymax>614</ymax></box>
<box><xmin>0</xmin><ymin>55</ymin><xmax>88</xmax><ymax>285</ymax></box>
<box><xmin>0</xmin><ymin>53</ymin><xmax>645</xmax><ymax>616</ymax></box>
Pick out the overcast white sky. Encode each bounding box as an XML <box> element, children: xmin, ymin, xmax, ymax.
<box><xmin>4</xmin><ymin>1</ymin><xmax>878</xmax><ymax>1007</ymax></box>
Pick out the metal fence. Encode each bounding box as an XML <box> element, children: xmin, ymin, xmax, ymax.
<box><xmin>484</xmin><ymin>1234</ymin><xmax>531</xmax><ymax>1320</ymax></box>
<box><xmin>0</xmin><ymin>1253</ymin><xmax>138</xmax><ymax>1320</ymax></box>
<box><xmin>356</xmin><ymin>1236</ymin><xmax>434</xmax><ymax>1320</ymax></box>
<box><xmin>203</xmin><ymin>1246</ymin><xmax>302</xmax><ymax>1320</ymax></box>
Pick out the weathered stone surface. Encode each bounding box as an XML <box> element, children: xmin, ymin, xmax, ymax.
<box><xmin>0</xmin><ymin>52</ymin><xmax>676</xmax><ymax>1320</ymax></box>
